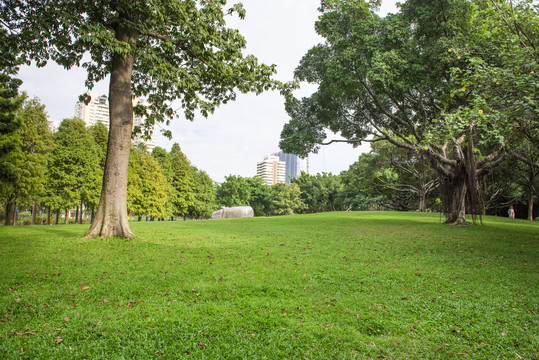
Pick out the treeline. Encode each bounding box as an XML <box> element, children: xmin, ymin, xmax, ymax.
<box><xmin>1</xmin><ymin>94</ymin><xmax>536</xmax><ymax>224</ymax></box>
<box><xmin>0</xmin><ymin>92</ymin><xmax>219</xmax><ymax>224</ymax></box>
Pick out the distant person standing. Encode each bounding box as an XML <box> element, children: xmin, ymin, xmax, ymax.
<box><xmin>508</xmin><ymin>206</ymin><xmax>515</xmax><ymax>219</ymax></box>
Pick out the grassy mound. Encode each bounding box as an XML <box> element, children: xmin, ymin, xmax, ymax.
<box><xmin>0</xmin><ymin>212</ymin><xmax>537</xmax><ymax>359</ymax></box>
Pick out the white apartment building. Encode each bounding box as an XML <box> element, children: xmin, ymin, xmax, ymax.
<box><xmin>257</xmin><ymin>155</ymin><xmax>286</xmax><ymax>186</ymax></box>
<box><xmin>74</xmin><ymin>92</ymin><xmax>110</xmax><ymax>127</ymax></box>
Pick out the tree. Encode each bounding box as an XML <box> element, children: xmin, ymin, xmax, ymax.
<box><xmin>448</xmin><ymin>0</ymin><xmax>539</xmax><ymax>219</ymax></box>
<box><xmin>246</xmin><ymin>176</ymin><xmax>275</xmax><ymax>216</ymax></box>
<box><xmin>85</xmin><ymin>122</ymin><xmax>108</xmax><ymax>218</ymax></box>
<box><xmin>279</xmin><ymin>0</ymin><xmax>511</xmax><ymax>224</ymax></box>
<box><xmin>2</xmin><ymin>0</ymin><xmax>283</xmax><ymax>237</ymax></box>
<box><xmin>151</xmin><ymin>146</ymin><xmax>177</xmax><ymax>219</ymax></box>
<box><xmin>365</xmin><ymin>141</ymin><xmax>438</xmax><ymax>212</ymax></box>
<box><xmin>271</xmin><ymin>183</ymin><xmax>306</xmax><ymax>216</ymax></box>
<box><xmin>127</xmin><ymin>146</ymin><xmax>168</xmax><ymax>220</ymax></box>
<box><xmin>291</xmin><ymin>172</ymin><xmax>345</xmax><ymax>213</ymax></box>
<box><xmin>0</xmin><ymin>73</ymin><xmax>22</xmax><ymax>183</ymax></box>
<box><xmin>189</xmin><ymin>169</ymin><xmax>217</xmax><ymax>219</ymax></box>
<box><xmin>216</xmin><ymin>175</ymin><xmax>252</xmax><ymax>207</ymax></box>
<box><xmin>47</xmin><ymin>118</ymin><xmax>100</xmax><ymax>224</ymax></box>
<box><xmin>169</xmin><ymin>143</ymin><xmax>195</xmax><ymax>220</ymax></box>
<box><xmin>1</xmin><ymin>94</ymin><xmax>52</xmax><ymax>225</ymax></box>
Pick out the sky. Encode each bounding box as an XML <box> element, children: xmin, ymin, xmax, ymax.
<box><xmin>17</xmin><ymin>0</ymin><xmax>399</xmax><ymax>183</ymax></box>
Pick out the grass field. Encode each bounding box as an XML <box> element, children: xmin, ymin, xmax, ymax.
<box><xmin>0</xmin><ymin>212</ymin><xmax>537</xmax><ymax>359</ymax></box>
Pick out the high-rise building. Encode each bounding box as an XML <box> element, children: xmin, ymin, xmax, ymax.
<box><xmin>257</xmin><ymin>155</ymin><xmax>286</xmax><ymax>186</ymax></box>
<box><xmin>272</xmin><ymin>151</ymin><xmax>309</xmax><ymax>184</ymax></box>
<box><xmin>74</xmin><ymin>92</ymin><xmax>110</xmax><ymax>127</ymax></box>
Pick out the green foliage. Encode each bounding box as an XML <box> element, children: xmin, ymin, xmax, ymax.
<box><xmin>189</xmin><ymin>169</ymin><xmax>217</xmax><ymax>219</ymax></box>
<box><xmin>169</xmin><ymin>143</ymin><xmax>195</xmax><ymax>218</ymax></box>
<box><xmin>0</xmin><ymin>95</ymin><xmax>52</xmax><ymax>213</ymax></box>
<box><xmin>127</xmin><ymin>147</ymin><xmax>169</xmax><ymax>219</ymax></box>
<box><xmin>45</xmin><ymin>119</ymin><xmax>100</xmax><ymax>213</ymax></box>
<box><xmin>0</xmin><ymin>213</ymin><xmax>537</xmax><ymax>358</ymax></box>
<box><xmin>0</xmin><ymin>73</ymin><xmax>23</xmax><ymax>182</ymax></box>
<box><xmin>292</xmin><ymin>172</ymin><xmax>345</xmax><ymax>213</ymax></box>
<box><xmin>279</xmin><ymin>0</ymin><xmax>529</xmax><ymax>223</ymax></box>
<box><xmin>216</xmin><ymin>175</ymin><xmax>252</xmax><ymax>207</ymax></box>
<box><xmin>271</xmin><ymin>183</ymin><xmax>306</xmax><ymax>215</ymax></box>
<box><xmin>1</xmin><ymin>0</ymin><xmax>285</xmax><ymax>134</ymax></box>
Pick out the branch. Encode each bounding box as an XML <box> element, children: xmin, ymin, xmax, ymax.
<box><xmin>476</xmin><ymin>151</ymin><xmax>507</xmax><ymax>177</ymax></box>
<box><xmin>513</xmin><ymin>152</ymin><xmax>539</xmax><ymax>168</ymax></box>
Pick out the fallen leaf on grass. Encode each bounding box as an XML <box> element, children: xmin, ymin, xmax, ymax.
<box><xmin>14</xmin><ymin>299</ymin><xmax>21</xmax><ymax>303</ymax></box>
<box><xmin>81</xmin><ymin>286</ymin><xmax>90</xmax><ymax>291</ymax></box>
<box><xmin>198</xmin><ymin>342</ymin><xmax>207</xmax><ymax>347</ymax></box>
<box><xmin>55</xmin><ymin>336</ymin><xmax>64</xmax><ymax>344</ymax></box>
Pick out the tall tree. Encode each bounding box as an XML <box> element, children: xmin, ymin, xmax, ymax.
<box><xmin>47</xmin><ymin>118</ymin><xmax>100</xmax><ymax>223</ymax></box>
<box><xmin>271</xmin><ymin>183</ymin><xmax>306</xmax><ymax>216</ymax></box>
<box><xmin>1</xmin><ymin>0</ymin><xmax>283</xmax><ymax>237</ymax></box>
<box><xmin>280</xmin><ymin>0</ymin><xmax>512</xmax><ymax>224</ymax></box>
<box><xmin>151</xmin><ymin>146</ymin><xmax>177</xmax><ymax>219</ymax></box>
<box><xmin>0</xmin><ymin>74</ymin><xmax>22</xmax><ymax>183</ymax></box>
<box><xmin>169</xmin><ymin>143</ymin><xmax>195</xmax><ymax>220</ymax></box>
<box><xmin>127</xmin><ymin>146</ymin><xmax>168</xmax><ymax>220</ymax></box>
<box><xmin>1</xmin><ymin>94</ymin><xmax>52</xmax><ymax>225</ymax></box>
<box><xmin>189</xmin><ymin>169</ymin><xmax>217</xmax><ymax>219</ymax></box>
<box><xmin>216</xmin><ymin>175</ymin><xmax>252</xmax><ymax>207</ymax></box>
<box><xmin>85</xmin><ymin>122</ymin><xmax>108</xmax><ymax>217</ymax></box>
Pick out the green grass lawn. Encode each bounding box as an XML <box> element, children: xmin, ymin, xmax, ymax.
<box><xmin>0</xmin><ymin>212</ymin><xmax>537</xmax><ymax>359</ymax></box>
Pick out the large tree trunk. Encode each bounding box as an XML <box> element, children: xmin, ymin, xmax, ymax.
<box><xmin>31</xmin><ymin>201</ymin><xmax>37</xmax><ymax>224</ymax></box>
<box><xmin>418</xmin><ymin>189</ymin><xmax>427</xmax><ymax>212</ymax></box>
<box><xmin>75</xmin><ymin>205</ymin><xmax>79</xmax><ymax>224</ymax></box>
<box><xmin>5</xmin><ymin>199</ymin><xmax>16</xmax><ymax>226</ymax></box>
<box><xmin>440</xmin><ymin>172</ymin><xmax>469</xmax><ymax>225</ymax></box>
<box><xmin>46</xmin><ymin>208</ymin><xmax>51</xmax><ymax>225</ymax></box>
<box><xmin>85</xmin><ymin>27</ymin><xmax>137</xmax><ymax>238</ymax></box>
<box><xmin>64</xmin><ymin>209</ymin><xmax>69</xmax><ymax>225</ymax></box>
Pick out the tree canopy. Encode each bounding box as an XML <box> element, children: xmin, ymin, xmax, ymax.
<box><xmin>280</xmin><ymin>0</ymin><xmax>538</xmax><ymax>224</ymax></box>
<box><xmin>1</xmin><ymin>0</ymin><xmax>285</xmax><ymax>237</ymax></box>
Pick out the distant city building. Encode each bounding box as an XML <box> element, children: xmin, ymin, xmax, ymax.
<box><xmin>74</xmin><ymin>92</ymin><xmax>110</xmax><ymax>127</ymax></box>
<box><xmin>272</xmin><ymin>151</ymin><xmax>309</xmax><ymax>184</ymax></box>
<box><xmin>74</xmin><ymin>92</ymin><xmax>155</xmax><ymax>151</ymax></box>
<box><xmin>257</xmin><ymin>155</ymin><xmax>286</xmax><ymax>186</ymax></box>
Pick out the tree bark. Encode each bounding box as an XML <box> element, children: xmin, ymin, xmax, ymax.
<box><xmin>528</xmin><ymin>191</ymin><xmax>534</xmax><ymax>221</ymax></box>
<box><xmin>64</xmin><ymin>209</ymin><xmax>69</xmax><ymax>224</ymax></box>
<box><xmin>85</xmin><ymin>26</ymin><xmax>137</xmax><ymax>238</ymax></box>
<box><xmin>439</xmin><ymin>169</ymin><xmax>470</xmax><ymax>225</ymax></box>
<box><xmin>46</xmin><ymin>207</ymin><xmax>51</xmax><ymax>225</ymax></box>
<box><xmin>75</xmin><ymin>205</ymin><xmax>79</xmax><ymax>224</ymax></box>
<box><xmin>5</xmin><ymin>200</ymin><xmax>15</xmax><ymax>226</ymax></box>
<box><xmin>80</xmin><ymin>201</ymin><xmax>84</xmax><ymax>224</ymax></box>
<box><xmin>31</xmin><ymin>201</ymin><xmax>37</xmax><ymax>224</ymax></box>
<box><xmin>418</xmin><ymin>190</ymin><xmax>427</xmax><ymax>212</ymax></box>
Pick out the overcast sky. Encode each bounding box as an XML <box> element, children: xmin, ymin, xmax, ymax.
<box><xmin>17</xmin><ymin>0</ymin><xmax>399</xmax><ymax>183</ymax></box>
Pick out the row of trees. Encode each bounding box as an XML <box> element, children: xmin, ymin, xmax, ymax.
<box><xmin>0</xmin><ymin>91</ymin><xmax>219</xmax><ymax>224</ymax></box>
<box><xmin>1</xmin><ymin>91</ymin><xmax>535</xmax><ymax>223</ymax></box>
<box><xmin>280</xmin><ymin>0</ymin><xmax>538</xmax><ymax>224</ymax></box>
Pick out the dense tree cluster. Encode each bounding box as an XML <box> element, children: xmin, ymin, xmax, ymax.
<box><xmin>0</xmin><ymin>97</ymin><xmax>218</xmax><ymax>224</ymax></box>
<box><xmin>280</xmin><ymin>0</ymin><xmax>538</xmax><ymax>223</ymax></box>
